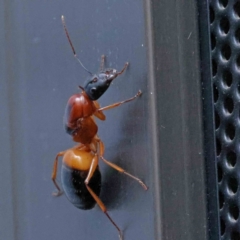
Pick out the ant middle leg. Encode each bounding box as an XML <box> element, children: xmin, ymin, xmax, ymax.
<box><xmin>97</xmin><ymin>138</ymin><xmax>148</xmax><ymax>190</ymax></box>
<box><xmin>97</xmin><ymin>90</ymin><xmax>142</xmax><ymax>112</ymax></box>
<box><xmin>85</xmin><ymin>184</ymin><xmax>123</xmax><ymax>240</ymax></box>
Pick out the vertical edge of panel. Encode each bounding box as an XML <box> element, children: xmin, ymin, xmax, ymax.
<box><xmin>197</xmin><ymin>0</ymin><xmax>220</xmax><ymax>239</ymax></box>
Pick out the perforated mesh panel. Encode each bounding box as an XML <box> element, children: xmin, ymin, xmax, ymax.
<box><xmin>210</xmin><ymin>0</ymin><xmax>240</xmax><ymax>239</ymax></box>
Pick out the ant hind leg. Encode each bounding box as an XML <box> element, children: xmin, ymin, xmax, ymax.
<box><xmin>98</xmin><ymin>139</ymin><xmax>148</xmax><ymax>190</ymax></box>
<box><xmin>84</xmin><ymin>153</ymin><xmax>123</xmax><ymax>240</ymax></box>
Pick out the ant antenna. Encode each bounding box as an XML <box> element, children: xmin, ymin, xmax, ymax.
<box><xmin>61</xmin><ymin>15</ymin><xmax>93</xmax><ymax>75</ymax></box>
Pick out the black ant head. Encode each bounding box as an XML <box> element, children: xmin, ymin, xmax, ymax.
<box><xmin>83</xmin><ymin>68</ymin><xmax>119</xmax><ymax>100</ymax></box>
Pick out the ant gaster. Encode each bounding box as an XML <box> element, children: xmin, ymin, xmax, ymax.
<box><xmin>51</xmin><ymin>15</ymin><xmax>148</xmax><ymax>240</ymax></box>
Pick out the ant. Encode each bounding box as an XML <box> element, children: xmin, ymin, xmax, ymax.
<box><xmin>51</xmin><ymin>15</ymin><xmax>148</xmax><ymax>240</ymax></box>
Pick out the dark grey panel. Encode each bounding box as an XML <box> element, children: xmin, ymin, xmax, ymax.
<box><xmin>198</xmin><ymin>0</ymin><xmax>220</xmax><ymax>239</ymax></box>
<box><xmin>146</xmin><ymin>0</ymin><xmax>208</xmax><ymax>239</ymax></box>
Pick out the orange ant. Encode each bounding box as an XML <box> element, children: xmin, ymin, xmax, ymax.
<box><xmin>51</xmin><ymin>16</ymin><xmax>148</xmax><ymax>240</ymax></box>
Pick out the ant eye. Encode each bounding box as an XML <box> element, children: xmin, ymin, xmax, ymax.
<box><xmin>92</xmin><ymin>78</ymin><xmax>98</xmax><ymax>83</ymax></box>
<box><xmin>91</xmin><ymin>88</ymin><xmax>97</xmax><ymax>94</ymax></box>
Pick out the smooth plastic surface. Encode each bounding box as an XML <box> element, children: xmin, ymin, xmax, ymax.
<box><xmin>0</xmin><ymin>1</ymin><xmax>154</xmax><ymax>240</ymax></box>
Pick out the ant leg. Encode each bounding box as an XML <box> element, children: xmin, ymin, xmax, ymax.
<box><xmin>101</xmin><ymin>156</ymin><xmax>148</xmax><ymax>191</ymax></box>
<box><xmin>100</xmin><ymin>55</ymin><xmax>105</xmax><ymax>71</ymax></box>
<box><xmin>97</xmin><ymin>90</ymin><xmax>142</xmax><ymax>112</ymax></box>
<box><xmin>93</xmin><ymin>101</ymin><xmax>106</xmax><ymax>120</ymax></box>
<box><xmin>84</xmin><ymin>154</ymin><xmax>123</xmax><ymax>240</ymax></box>
<box><xmin>51</xmin><ymin>151</ymin><xmax>65</xmax><ymax>196</ymax></box>
<box><xmin>85</xmin><ymin>185</ymin><xmax>123</xmax><ymax>240</ymax></box>
<box><xmin>98</xmin><ymin>140</ymin><xmax>148</xmax><ymax>190</ymax></box>
<box><xmin>84</xmin><ymin>154</ymin><xmax>99</xmax><ymax>184</ymax></box>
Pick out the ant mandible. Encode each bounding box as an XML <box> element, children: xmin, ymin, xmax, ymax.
<box><xmin>51</xmin><ymin>15</ymin><xmax>148</xmax><ymax>240</ymax></box>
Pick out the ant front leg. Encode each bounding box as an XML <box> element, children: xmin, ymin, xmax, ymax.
<box><xmin>97</xmin><ymin>90</ymin><xmax>142</xmax><ymax>112</ymax></box>
<box><xmin>51</xmin><ymin>151</ymin><xmax>66</xmax><ymax>196</ymax></box>
<box><xmin>97</xmin><ymin>138</ymin><xmax>148</xmax><ymax>190</ymax></box>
